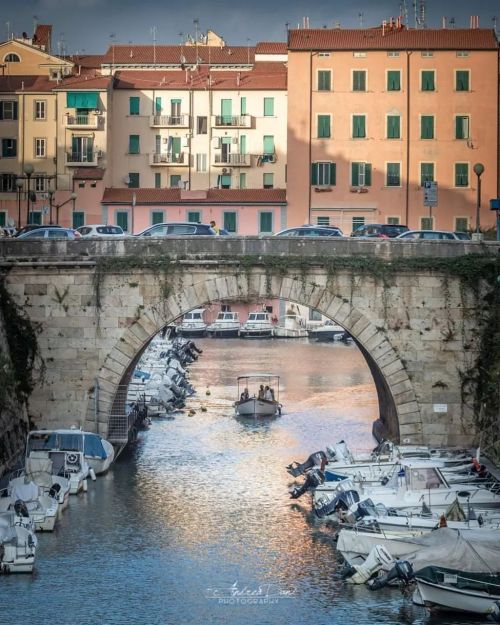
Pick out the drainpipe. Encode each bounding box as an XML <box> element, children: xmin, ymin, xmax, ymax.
<box><xmin>94</xmin><ymin>378</ymin><xmax>99</xmax><ymax>433</ymax></box>
<box><xmin>308</xmin><ymin>50</ymin><xmax>313</xmax><ymax>225</ymax></box>
<box><xmin>405</xmin><ymin>51</ymin><xmax>412</xmax><ymax>226</ymax></box>
<box><xmin>188</xmin><ymin>87</ymin><xmax>193</xmax><ymax>190</ymax></box>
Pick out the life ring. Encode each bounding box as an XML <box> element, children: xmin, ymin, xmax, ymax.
<box><xmin>66</xmin><ymin>453</ymin><xmax>79</xmax><ymax>465</ymax></box>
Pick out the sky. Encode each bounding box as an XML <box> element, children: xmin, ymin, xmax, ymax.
<box><xmin>2</xmin><ymin>0</ymin><xmax>499</xmax><ymax>54</ymax></box>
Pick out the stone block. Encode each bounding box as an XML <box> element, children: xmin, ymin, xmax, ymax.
<box><xmin>391</xmin><ymin>378</ymin><xmax>413</xmax><ymax>395</ymax></box>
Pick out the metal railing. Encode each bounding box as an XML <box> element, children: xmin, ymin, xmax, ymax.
<box><xmin>150</xmin><ymin>152</ymin><xmax>186</xmax><ymax>165</ymax></box>
<box><xmin>214</xmin><ymin>153</ymin><xmax>250</xmax><ymax>166</ymax></box>
<box><xmin>150</xmin><ymin>114</ymin><xmax>189</xmax><ymax>127</ymax></box>
<box><xmin>65</xmin><ymin>151</ymin><xmax>99</xmax><ymax>165</ymax></box>
<box><xmin>214</xmin><ymin>115</ymin><xmax>251</xmax><ymax>127</ymax></box>
<box><xmin>65</xmin><ymin>113</ymin><xmax>101</xmax><ymax>128</ymax></box>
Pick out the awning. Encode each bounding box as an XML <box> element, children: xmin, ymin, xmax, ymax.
<box><xmin>66</xmin><ymin>91</ymin><xmax>99</xmax><ymax>109</ymax></box>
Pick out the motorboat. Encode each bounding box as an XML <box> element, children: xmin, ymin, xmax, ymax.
<box><xmin>234</xmin><ymin>374</ymin><xmax>282</xmax><ymax>417</ymax></box>
<box><xmin>308</xmin><ymin>321</ymin><xmax>346</xmax><ymax>341</ymax></box>
<box><xmin>0</xmin><ymin>511</ymin><xmax>37</xmax><ymax>573</ymax></box>
<box><xmin>207</xmin><ymin>311</ymin><xmax>241</xmax><ymax>338</ymax></box>
<box><xmin>0</xmin><ymin>480</ymin><xmax>59</xmax><ymax>531</ymax></box>
<box><xmin>273</xmin><ymin>315</ymin><xmax>308</xmax><ymax>338</ymax></box>
<box><xmin>177</xmin><ymin>309</ymin><xmax>207</xmax><ymax>338</ymax></box>
<box><xmin>239</xmin><ymin>311</ymin><xmax>274</xmax><ymax>338</ymax></box>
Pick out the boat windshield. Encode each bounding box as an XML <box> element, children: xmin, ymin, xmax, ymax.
<box><xmin>249</xmin><ymin>313</ymin><xmax>268</xmax><ymax>321</ymax></box>
<box><xmin>57</xmin><ymin>433</ymin><xmax>84</xmax><ymax>452</ymax></box>
<box><xmin>408</xmin><ymin>467</ymin><xmax>445</xmax><ymax>490</ymax></box>
<box><xmin>83</xmin><ymin>434</ymin><xmax>106</xmax><ymax>459</ymax></box>
<box><xmin>27</xmin><ymin>432</ymin><xmax>58</xmax><ymax>452</ymax></box>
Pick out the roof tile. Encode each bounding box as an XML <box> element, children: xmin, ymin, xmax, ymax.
<box><xmin>102</xmin><ymin>188</ymin><xmax>286</xmax><ymax>205</ymax></box>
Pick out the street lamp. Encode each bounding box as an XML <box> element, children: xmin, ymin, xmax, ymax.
<box><xmin>23</xmin><ymin>163</ymin><xmax>34</xmax><ymax>225</ymax></box>
<box><xmin>473</xmin><ymin>163</ymin><xmax>485</xmax><ymax>241</ymax></box>
<box><xmin>55</xmin><ymin>192</ymin><xmax>77</xmax><ymax>225</ymax></box>
<box><xmin>15</xmin><ymin>177</ymin><xmax>24</xmax><ymax>228</ymax></box>
<box><xmin>48</xmin><ymin>189</ymin><xmax>55</xmax><ymax>224</ymax></box>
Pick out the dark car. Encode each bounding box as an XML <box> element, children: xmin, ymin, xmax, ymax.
<box><xmin>275</xmin><ymin>225</ymin><xmax>343</xmax><ymax>237</ymax></box>
<box><xmin>15</xmin><ymin>224</ymin><xmax>63</xmax><ymax>237</ymax></box>
<box><xmin>16</xmin><ymin>227</ymin><xmax>79</xmax><ymax>240</ymax></box>
<box><xmin>136</xmin><ymin>222</ymin><xmax>216</xmax><ymax>237</ymax></box>
<box><xmin>351</xmin><ymin>224</ymin><xmax>409</xmax><ymax>238</ymax></box>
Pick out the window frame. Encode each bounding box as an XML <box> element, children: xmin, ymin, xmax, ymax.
<box><xmin>263</xmin><ymin>97</ymin><xmax>274</xmax><ymax>117</ymax></box>
<box><xmin>386</xmin><ymin>69</ymin><xmax>401</xmax><ymax>91</ymax></box>
<box><xmin>128</xmin><ymin>134</ymin><xmax>140</xmax><ymax>154</ymax></box>
<box><xmin>34</xmin><ymin>100</ymin><xmax>47</xmax><ymax>120</ymax></box>
<box><xmin>420</xmin><ymin>216</ymin><xmax>434</xmax><ymax>230</ymax></box>
<box><xmin>311</xmin><ymin>161</ymin><xmax>336</xmax><ymax>187</ymax></box>
<box><xmin>420</xmin><ymin>162</ymin><xmax>435</xmax><ymax>186</ymax></box>
<box><xmin>259</xmin><ymin>210</ymin><xmax>273</xmax><ymax>234</ymax></box>
<box><xmin>223</xmin><ymin>211</ymin><xmax>237</xmax><ymax>233</ymax></box>
<box><xmin>455</xmin><ymin>69</ymin><xmax>470</xmax><ymax>92</ymax></box>
<box><xmin>351</xmin><ymin>162</ymin><xmax>372</xmax><ymax>187</ymax></box>
<box><xmin>455</xmin><ymin>114</ymin><xmax>470</xmax><ymax>140</ymax></box>
<box><xmin>386</xmin><ymin>114</ymin><xmax>401</xmax><ymax>139</ymax></box>
<box><xmin>454</xmin><ymin>162</ymin><xmax>469</xmax><ymax>188</ymax></box>
<box><xmin>263</xmin><ymin>173</ymin><xmax>274</xmax><ymax>189</ymax></box>
<box><xmin>317</xmin><ymin>114</ymin><xmax>331</xmax><ymax>139</ymax></box>
<box><xmin>128</xmin><ymin>172</ymin><xmax>140</xmax><ymax>188</ymax></box>
<box><xmin>386</xmin><ymin>162</ymin><xmax>401</xmax><ymax>187</ymax></box>
<box><xmin>1</xmin><ymin>138</ymin><xmax>17</xmax><ymax>157</ymax></box>
<box><xmin>352</xmin><ymin>114</ymin><xmax>366</xmax><ymax>139</ymax></box>
<box><xmin>317</xmin><ymin>69</ymin><xmax>332</xmax><ymax>91</ymax></box>
<box><xmin>34</xmin><ymin>137</ymin><xmax>46</xmax><ymax>158</ymax></box>
<box><xmin>352</xmin><ymin>69</ymin><xmax>367</xmax><ymax>92</ymax></box>
<box><xmin>454</xmin><ymin>217</ymin><xmax>469</xmax><ymax>232</ymax></box>
<box><xmin>420</xmin><ymin>115</ymin><xmax>435</xmax><ymax>140</ymax></box>
<box><xmin>186</xmin><ymin>210</ymin><xmax>201</xmax><ymax>224</ymax></box>
<box><xmin>420</xmin><ymin>69</ymin><xmax>436</xmax><ymax>91</ymax></box>
<box><xmin>0</xmin><ymin>100</ymin><xmax>18</xmax><ymax>120</ymax></box>
<box><xmin>129</xmin><ymin>96</ymin><xmax>140</xmax><ymax>116</ymax></box>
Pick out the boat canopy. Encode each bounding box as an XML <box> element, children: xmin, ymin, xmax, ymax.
<box><xmin>27</xmin><ymin>430</ymin><xmax>106</xmax><ymax>459</ymax></box>
<box><xmin>237</xmin><ymin>374</ymin><xmax>280</xmax><ymax>380</ymax></box>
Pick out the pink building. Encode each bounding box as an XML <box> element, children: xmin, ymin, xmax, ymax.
<box><xmin>287</xmin><ymin>25</ymin><xmax>499</xmax><ymax>234</ymax></box>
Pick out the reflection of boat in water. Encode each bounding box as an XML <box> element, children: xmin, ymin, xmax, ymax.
<box><xmin>239</xmin><ymin>311</ymin><xmax>274</xmax><ymax>338</ymax></box>
<box><xmin>177</xmin><ymin>309</ymin><xmax>207</xmax><ymax>338</ymax></box>
<box><xmin>308</xmin><ymin>321</ymin><xmax>346</xmax><ymax>342</ymax></box>
<box><xmin>273</xmin><ymin>315</ymin><xmax>308</xmax><ymax>338</ymax></box>
<box><xmin>207</xmin><ymin>312</ymin><xmax>240</xmax><ymax>338</ymax></box>
<box><xmin>234</xmin><ymin>374</ymin><xmax>282</xmax><ymax>417</ymax></box>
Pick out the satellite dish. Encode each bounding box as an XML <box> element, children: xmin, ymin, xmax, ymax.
<box><xmin>123</xmin><ymin>175</ymin><xmax>130</xmax><ymax>184</ymax></box>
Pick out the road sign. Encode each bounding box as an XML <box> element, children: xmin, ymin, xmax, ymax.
<box><xmin>423</xmin><ymin>181</ymin><xmax>438</xmax><ymax>207</ymax></box>
<box><xmin>42</xmin><ymin>206</ymin><xmax>49</xmax><ymax>215</ymax></box>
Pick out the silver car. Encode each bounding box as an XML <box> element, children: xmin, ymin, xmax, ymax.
<box><xmin>396</xmin><ymin>230</ymin><xmax>470</xmax><ymax>240</ymax></box>
<box><xmin>76</xmin><ymin>224</ymin><xmax>126</xmax><ymax>238</ymax></box>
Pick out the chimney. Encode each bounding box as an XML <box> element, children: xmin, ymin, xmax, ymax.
<box><xmin>382</xmin><ymin>20</ymin><xmax>387</xmax><ymax>36</ymax></box>
<box><xmin>442</xmin><ymin>16</ymin><xmax>447</xmax><ymax>29</ymax></box>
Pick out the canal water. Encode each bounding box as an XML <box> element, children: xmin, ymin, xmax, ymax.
<box><xmin>1</xmin><ymin>339</ymin><xmax>467</xmax><ymax>624</ymax></box>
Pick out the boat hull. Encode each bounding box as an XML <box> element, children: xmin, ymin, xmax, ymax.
<box><xmin>177</xmin><ymin>327</ymin><xmax>207</xmax><ymax>338</ymax></box>
<box><xmin>235</xmin><ymin>398</ymin><xmax>280</xmax><ymax>417</ymax></box>
<box><xmin>207</xmin><ymin>327</ymin><xmax>240</xmax><ymax>338</ymax></box>
<box><xmin>239</xmin><ymin>329</ymin><xmax>273</xmax><ymax>338</ymax></box>
<box><xmin>417</xmin><ymin>578</ymin><xmax>500</xmax><ymax>615</ymax></box>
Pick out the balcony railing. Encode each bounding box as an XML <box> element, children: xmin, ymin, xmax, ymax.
<box><xmin>149</xmin><ymin>114</ymin><xmax>190</xmax><ymax>128</ymax></box>
<box><xmin>214</xmin><ymin>153</ymin><xmax>251</xmax><ymax>166</ymax></box>
<box><xmin>149</xmin><ymin>152</ymin><xmax>187</xmax><ymax>166</ymax></box>
<box><xmin>213</xmin><ymin>115</ymin><xmax>252</xmax><ymax>128</ymax></box>
<box><xmin>65</xmin><ymin>151</ymin><xmax>101</xmax><ymax>166</ymax></box>
<box><xmin>65</xmin><ymin>113</ymin><xmax>102</xmax><ymax>129</ymax></box>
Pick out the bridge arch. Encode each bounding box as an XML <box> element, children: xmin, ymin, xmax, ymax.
<box><xmin>95</xmin><ymin>270</ymin><xmax>421</xmax><ymax>445</ymax></box>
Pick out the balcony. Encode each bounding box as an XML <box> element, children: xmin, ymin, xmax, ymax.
<box><xmin>149</xmin><ymin>114</ymin><xmax>190</xmax><ymax>128</ymax></box>
<box><xmin>214</xmin><ymin>153</ymin><xmax>251</xmax><ymax>167</ymax></box>
<box><xmin>65</xmin><ymin>113</ymin><xmax>103</xmax><ymax>129</ymax></box>
<box><xmin>212</xmin><ymin>115</ymin><xmax>252</xmax><ymax>128</ymax></box>
<box><xmin>65</xmin><ymin>151</ymin><xmax>101</xmax><ymax>166</ymax></box>
<box><xmin>149</xmin><ymin>152</ymin><xmax>188</xmax><ymax>166</ymax></box>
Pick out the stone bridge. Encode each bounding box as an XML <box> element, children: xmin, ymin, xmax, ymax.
<box><xmin>1</xmin><ymin>237</ymin><xmax>498</xmax><ymax>448</ymax></box>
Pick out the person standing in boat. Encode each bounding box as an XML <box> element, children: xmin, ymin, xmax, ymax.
<box><xmin>264</xmin><ymin>386</ymin><xmax>273</xmax><ymax>401</ymax></box>
<box><xmin>240</xmin><ymin>387</ymin><xmax>249</xmax><ymax>402</ymax></box>
<box><xmin>258</xmin><ymin>385</ymin><xmax>265</xmax><ymax>400</ymax></box>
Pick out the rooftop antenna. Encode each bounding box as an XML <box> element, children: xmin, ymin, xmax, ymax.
<box><xmin>358</xmin><ymin>12</ymin><xmax>364</xmax><ymax>28</ymax></box>
<box><xmin>492</xmin><ymin>16</ymin><xmax>498</xmax><ymax>35</ymax></box>
<box><xmin>150</xmin><ymin>25</ymin><xmax>157</xmax><ymax>64</ymax></box>
<box><xmin>109</xmin><ymin>33</ymin><xmax>116</xmax><ymax>73</ymax></box>
<box><xmin>5</xmin><ymin>21</ymin><xmax>10</xmax><ymax>41</ymax></box>
<box><xmin>33</xmin><ymin>14</ymin><xmax>39</xmax><ymax>34</ymax></box>
<box><xmin>449</xmin><ymin>16</ymin><xmax>455</xmax><ymax>29</ymax></box>
<box><xmin>246</xmin><ymin>37</ymin><xmax>251</xmax><ymax>65</ymax></box>
<box><xmin>400</xmin><ymin>0</ymin><xmax>409</xmax><ymax>25</ymax></box>
<box><xmin>58</xmin><ymin>33</ymin><xmax>66</xmax><ymax>58</ymax></box>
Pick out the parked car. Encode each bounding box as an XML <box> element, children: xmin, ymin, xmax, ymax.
<box><xmin>453</xmin><ymin>231</ymin><xmax>473</xmax><ymax>241</ymax></box>
<box><xmin>395</xmin><ymin>230</ymin><xmax>469</xmax><ymax>240</ymax></box>
<box><xmin>135</xmin><ymin>222</ymin><xmax>216</xmax><ymax>237</ymax></box>
<box><xmin>351</xmin><ymin>224</ymin><xmax>409</xmax><ymax>238</ymax></box>
<box><xmin>77</xmin><ymin>224</ymin><xmax>126</xmax><ymax>238</ymax></box>
<box><xmin>15</xmin><ymin>224</ymin><xmax>63</xmax><ymax>237</ymax></box>
<box><xmin>16</xmin><ymin>227</ymin><xmax>80</xmax><ymax>240</ymax></box>
<box><xmin>275</xmin><ymin>225</ymin><xmax>343</xmax><ymax>237</ymax></box>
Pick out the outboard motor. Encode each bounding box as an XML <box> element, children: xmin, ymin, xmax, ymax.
<box><xmin>48</xmin><ymin>483</ymin><xmax>62</xmax><ymax>499</ymax></box>
<box><xmin>344</xmin><ymin>545</ymin><xmax>394</xmax><ymax>585</ymax></box>
<box><xmin>290</xmin><ymin>469</ymin><xmax>325</xmax><ymax>499</ymax></box>
<box><xmin>287</xmin><ymin>451</ymin><xmax>327</xmax><ymax>477</ymax></box>
<box><xmin>314</xmin><ymin>490</ymin><xmax>360</xmax><ymax>519</ymax></box>
<box><xmin>370</xmin><ymin>560</ymin><xmax>414</xmax><ymax>590</ymax></box>
<box><xmin>14</xmin><ymin>499</ymin><xmax>30</xmax><ymax>518</ymax></box>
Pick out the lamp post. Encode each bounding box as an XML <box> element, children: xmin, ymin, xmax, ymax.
<box><xmin>23</xmin><ymin>163</ymin><xmax>34</xmax><ymax>226</ymax></box>
<box><xmin>15</xmin><ymin>177</ymin><xmax>23</xmax><ymax>228</ymax></box>
<box><xmin>48</xmin><ymin>190</ymin><xmax>55</xmax><ymax>224</ymax></box>
<box><xmin>473</xmin><ymin>163</ymin><xmax>485</xmax><ymax>241</ymax></box>
<box><xmin>55</xmin><ymin>192</ymin><xmax>77</xmax><ymax>225</ymax></box>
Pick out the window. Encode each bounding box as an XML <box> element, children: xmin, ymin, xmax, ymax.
<box><xmin>455</xmin><ymin>115</ymin><xmax>469</xmax><ymax>139</ymax></box>
<box><xmin>220</xmin><ymin>99</ymin><xmax>232</xmax><ymax>124</ymax></box>
<box><xmin>387</xmin><ymin>216</ymin><xmax>400</xmax><ymax>225</ymax></box>
<box><xmin>352</xmin><ymin>216</ymin><xmax>365</xmax><ymax>231</ymax></box>
<box><xmin>34</xmin><ymin>176</ymin><xmax>48</xmax><ymax>192</ymax></box>
<box><xmin>128</xmin><ymin>173</ymin><xmax>139</xmax><ymax>188</ymax></box>
<box><xmin>128</xmin><ymin>134</ymin><xmax>140</xmax><ymax>154</ymax></box>
<box><xmin>353</xmin><ymin>51</ymin><xmax>366</xmax><ymax>58</ymax></box>
<box><xmin>317</xmin><ymin>216</ymin><xmax>330</xmax><ymax>226</ymax></box>
<box><xmin>170</xmin><ymin>175</ymin><xmax>181</xmax><ymax>188</ymax></box>
<box><xmin>387</xmin><ymin>70</ymin><xmax>401</xmax><ymax>91</ymax></box>
<box><xmin>196</xmin><ymin>153</ymin><xmax>207</xmax><ymax>172</ymax></box>
<box><xmin>155</xmin><ymin>97</ymin><xmax>162</xmax><ymax>113</ymax></box>
<box><xmin>387</xmin><ymin>51</ymin><xmax>400</xmax><ymax>58</ymax></box>
<box><xmin>220</xmin><ymin>174</ymin><xmax>231</xmax><ymax>189</ymax></box>
<box><xmin>1</xmin><ymin>138</ymin><xmax>16</xmax><ymax>157</ymax></box>
<box><xmin>351</xmin><ymin>162</ymin><xmax>372</xmax><ymax>186</ymax></box>
<box><xmin>34</xmin><ymin>100</ymin><xmax>46</xmax><ymax>120</ymax></box>
<box><xmin>29</xmin><ymin>211</ymin><xmax>42</xmax><ymax>225</ymax></box>
<box><xmin>197</xmin><ymin>116</ymin><xmax>207</xmax><ymax>134</ymax></box>
<box><xmin>259</xmin><ymin>211</ymin><xmax>273</xmax><ymax>233</ymax></box>
<box><xmin>0</xmin><ymin>101</ymin><xmax>18</xmax><ymax>120</ymax></box>
<box><xmin>309</xmin><ymin>308</ymin><xmax>322</xmax><ymax>321</ymax></box>
<box><xmin>263</xmin><ymin>135</ymin><xmax>274</xmax><ymax>155</ymax></box>
<box><xmin>263</xmin><ymin>173</ymin><xmax>274</xmax><ymax>189</ymax></box>
<box><xmin>35</xmin><ymin>138</ymin><xmax>46</xmax><ymax>157</ymax></box>
<box><xmin>317</xmin><ymin>115</ymin><xmax>331</xmax><ymax>138</ymax></box>
<box><xmin>352</xmin><ymin>115</ymin><xmax>366</xmax><ymax>138</ymax></box>
<box><xmin>455</xmin><ymin>217</ymin><xmax>469</xmax><ymax>232</ymax></box>
<box><xmin>154</xmin><ymin>172</ymin><xmax>161</xmax><ymax>188</ymax></box>
<box><xmin>72</xmin><ymin>212</ymin><xmax>84</xmax><ymax>229</ymax></box>
<box><xmin>263</xmin><ymin>97</ymin><xmax>274</xmax><ymax>117</ymax></box>
<box><xmin>129</xmin><ymin>97</ymin><xmax>140</xmax><ymax>115</ymax></box>
<box><xmin>456</xmin><ymin>70</ymin><xmax>470</xmax><ymax>91</ymax></box>
<box><xmin>318</xmin><ymin>53</ymin><xmax>330</xmax><ymax>58</ymax></box>
<box><xmin>116</xmin><ymin>211</ymin><xmax>129</xmax><ymax>232</ymax></box>
<box><xmin>421</xmin><ymin>51</ymin><xmax>434</xmax><ymax>58</ymax></box>
<box><xmin>421</xmin><ymin>116</ymin><xmax>434</xmax><ymax>139</ymax></box>
<box><xmin>455</xmin><ymin>163</ymin><xmax>469</xmax><ymax>187</ymax></box>
<box><xmin>420</xmin><ymin>217</ymin><xmax>433</xmax><ymax>229</ymax></box>
<box><xmin>352</xmin><ymin>70</ymin><xmax>366</xmax><ymax>91</ymax></box>
<box><xmin>0</xmin><ymin>212</ymin><xmax>5</xmax><ymax>226</ymax></box>
<box><xmin>386</xmin><ymin>163</ymin><xmax>401</xmax><ymax>186</ymax></box>
<box><xmin>187</xmin><ymin>211</ymin><xmax>200</xmax><ymax>223</ymax></box>
<box><xmin>457</xmin><ymin>51</ymin><xmax>469</xmax><ymax>58</ymax></box>
<box><xmin>224</xmin><ymin>211</ymin><xmax>237</xmax><ymax>233</ymax></box>
<box><xmin>152</xmin><ymin>210</ymin><xmax>164</xmax><ymax>224</ymax></box>
<box><xmin>239</xmin><ymin>172</ymin><xmax>246</xmax><ymax>189</ymax></box>
<box><xmin>4</xmin><ymin>53</ymin><xmax>20</xmax><ymax>62</ymax></box>
<box><xmin>240</xmin><ymin>97</ymin><xmax>246</xmax><ymax>115</ymax></box>
<box><xmin>387</xmin><ymin>115</ymin><xmax>400</xmax><ymax>139</ymax></box>
<box><xmin>420</xmin><ymin>163</ymin><xmax>434</xmax><ymax>185</ymax></box>
<box><xmin>311</xmin><ymin>162</ymin><xmax>336</xmax><ymax>186</ymax></box>
<box><xmin>421</xmin><ymin>70</ymin><xmax>435</xmax><ymax>91</ymax></box>
<box><xmin>240</xmin><ymin>135</ymin><xmax>247</xmax><ymax>154</ymax></box>
<box><xmin>317</xmin><ymin>70</ymin><xmax>331</xmax><ymax>91</ymax></box>
<box><xmin>0</xmin><ymin>174</ymin><xmax>16</xmax><ymax>192</ymax></box>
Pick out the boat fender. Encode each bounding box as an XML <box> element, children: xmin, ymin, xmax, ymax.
<box><xmin>89</xmin><ymin>468</ymin><xmax>97</xmax><ymax>481</ymax></box>
<box><xmin>83</xmin><ymin>479</ymin><xmax>88</xmax><ymax>493</ymax></box>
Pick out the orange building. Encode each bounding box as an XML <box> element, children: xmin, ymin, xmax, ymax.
<box><xmin>287</xmin><ymin>25</ymin><xmax>499</xmax><ymax>234</ymax></box>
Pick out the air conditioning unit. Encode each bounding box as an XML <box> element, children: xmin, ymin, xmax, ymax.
<box><xmin>212</xmin><ymin>137</ymin><xmax>221</xmax><ymax>149</ymax></box>
<box><xmin>96</xmin><ymin>150</ymin><xmax>103</xmax><ymax>157</ymax></box>
<box><xmin>232</xmin><ymin>137</ymin><xmax>238</xmax><ymax>144</ymax></box>
<box><xmin>268</xmin><ymin>154</ymin><xmax>276</xmax><ymax>163</ymax></box>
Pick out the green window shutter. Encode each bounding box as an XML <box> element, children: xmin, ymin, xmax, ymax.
<box><xmin>129</xmin><ymin>97</ymin><xmax>140</xmax><ymax>115</ymax></box>
<box><xmin>240</xmin><ymin>135</ymin><xmax>247</xmax><ymax>154</ymax></box>
<box><xmin>318</xmin><ymin>70</ymin><xmax>331</xmax><ymax>91</ymax></box>
<box><xmin>239</xmin><ymin>173</ymin><xmax>246</xmax><ymax>188</ymax></box>
<box><xmin>128</xmin><ymin>134</ymin><xmax>140</xmax><ymax>154</ymax></box>
<box><xmin>387</xmin><ymin>116</ymin><xmax>400</xmax><ymax>139</ymax></box>
<box><xmin>351</xmin><ymin>162</ymin><xmax>360</xmax><ymax>185</ymax></box>
<box><xmin>263</xmin><ymin>173</ymin><xmax>274</xmax><ymax>188</ymax></box>
<box><xmin>329</xmin><ymin>163</ymin><xmax>336</xmax><ymax>186</ymax></box>
<box><xmin>152</xmin><ymin>211</ymin><xmax>164</xmax><ymax>224</ymax></box>
<box><xmin>72</xmin><ymin>212</ymin><xmax>85</xmax><ymax>229</ymax></box>
<box><xmin>311</xmin><ymin>163</ymin><xmax>318</xmax><ymax>185</ymax></box>
<box><xmin>187</xmin><ymin>211</ymin><xmax>200</xmax><ymax>223</ymax></box>
<box><xmin>353</xmin><ymin>115</ymin><xmax>366</xmax><ymax>138</ymax></box>
<box><xmin>66</xmin><ymin>92</ymin><xmax>99</xmax><ymax>109</ymax></box>
<box><xmin>116</xmin><ymin>211</ymin><xmax>129</xmax><ymax>231</ymax></box>
<box><xmin>221</xmin><ymin>99</ymin><xmax>232</xmax><ymax>123</ymax></box>
<box><xmin>421</xmin><ymin>116</ymin><xmax>434</xmax><ymax>139</ymax></box>
<box><xmin>128</xmin><ymin>173</ymin><xmax>139</xmax><ymax>188</ymax></box>
<box><xmin>170</xmin><ymin>175</ymin><xmax>181</xmax><ymax>188</ymax></box>
<box><xmin>264</xmin><ymin>97</ymin><xmax>274</xmax><ymax>116</ymax></box>
<box><xmin>387</xmin><ymin>70</ymin><xmax>401</xmax><ymax>91</ymax></box>
<box><xmin>171</xmin><ymin>137</ymin><xmax>181</xmax><ymax>154</ymax></box>
<box><xmin>220</xmin><ymin>174</ymin><xmax>231</xmax><ymax>188</ymax></box>
<box><xmin>387</xmin><ymin>163</ymin><xmax>400</xmax><ymax>186</ymax></box>
<box><xmin>155</xmin><ymin>97</ymin><xmax>162</xmax><ymax>113</ymax></box>
<box><xmin>455</xmin><ymin>116</ymin><xmax>469</xmax><ymax>139</ymax></box>
<box><xmin>224</xmin><ymin>212</ymin><xmax>237</xmax><ymax>233</ymax></box>
<box><xmin>365</xmin><ymin>163</ymin><xmax>372</xmax><ymax>186</ymax></box>
<box><xmin>259</xmin><ymin>212</ymin><xmax>273</xmax><ymax>233</ymax></box>
<box><xmin>0</xmin><ymin>212</ymin><xmax>5</xmax><ymax>226</ymax></box>
<box><xmin>455</xmin><ymin>163</ymin><xmax>468</xmax><ymax>187</ymax></box>
<box><xmin>456</xmin><ymin>71</ymin><xmax>469</xmax><ymax>91</ymax></box>
<box><xmin>263</xmin><ymin>135</ymin><xmax>274</xmax><ymax>154</ymax></box>
<box><xmin>420</xmin><ymin>163</ymin><xmax>434</xmax><ymax>185</ymax></box>
<box><xmin>171</xmin><ymin>98</ymin><xmax>181</xmax><ymax>106</ymax></box>
<box><xmin>421</xmin><ymin>71</ymin><xmax>435</xmax><ymax>91</ymax></box>
<box><xmin>240</xmin><ymin>97</ymin><xmax>247</xmax><ymax>115</ymax></box>
<box><xmin>318</xmin><ymin>115</ymin><xmax>331</xmax><ymax>138</ymax></box>
<box><xmin>353</xmin><ymin>70</ymin><xmax>366</xmax><ymax>91</ymax></box>
<box><xmin>30</xmin><ymin>211</ymin><xmax>42</xmax><ymax>225</ymax></box>
<box><xmin>154</xmin><ymin>173</ymin><xmax>161</xmax><ymax>188</ymax></box>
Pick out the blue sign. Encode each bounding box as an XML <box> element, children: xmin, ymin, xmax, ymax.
<box><xmin>490</xmin><ymin>199</ymin><xmax>500</xmax><ymax>210</ymax></box>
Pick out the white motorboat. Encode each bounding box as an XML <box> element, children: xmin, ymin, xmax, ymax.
<box><xmin>273</xmin><ymin>315</ymin><xmax>308</xmax><ymax>338</ymax></box>
<box><xmin>9</xmin><ymin>455</ymin><xmax>71</xmax><ymax>513</ymax></box>
<box><xmin>177</xmin><ymin>309</ymin><xmax>207</xmax><ymax>337</ymax></box>
<box><xmin>1</xmin><ymin>480</ymin><xmax>59</xmax><ymax>532</ymax></box>
<box><xmin>207</xmin><ymin>311</ymin><xmax>241</xmax><ymax>338</ymax></box>
<box><xmin>308</xmin><ymin>321</ymin><xmax>346</xmax><ymax>341</ymax></box>
<box><xmin>239</xmin><ymin>311</ymin><xmax>274</xmax><ymax>338</ymax></box>
<box><xmin>234</xmin><ymin>374</ymin><xmax>282</xmax><ymax>417</ymax></box>
<box><xmin>0</xmin><ymin>511</ymin><xmax>37</xmax><ymax>574</ymax></box>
